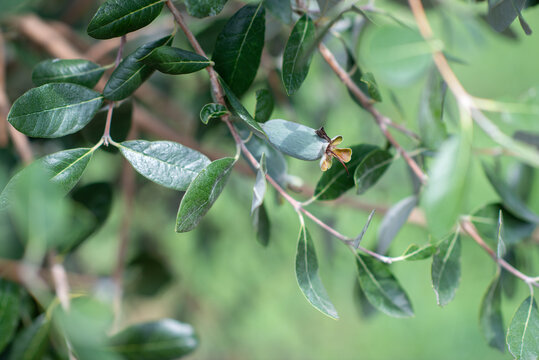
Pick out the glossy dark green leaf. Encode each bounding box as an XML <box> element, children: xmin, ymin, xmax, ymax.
<box><xmin>8</xmin><ymin>314</ymin><xmax>50</xmax><ymax>360</ymax></box>
<box><xmin>431</xmin><ymin>233</ymin><xmax>461</xmax><ymax>306</ymax></box>
<box><xmin>263</xmin><ymin>0</ymin><xmax>292</xmax><ymax>23</ymax></box>
<box><xmin>314</xmin><ymin>144</ymin><xmax>378</xmax><ymax>200</ymax></box>
<box><xmin>295</xmin><ymin>225</ymin><xmax>339</xmax><ymax>319</ymax></box>
<box><xmin>254</xmin><ymin>89</ymin><xmax>274</xmax><ymax>123</ymax></box>
<box><xmin>185</xmin><ymin>0</ymin><xmax>227</xmax><ymax>18</ymax></box>
<box><xmin>213</xmin><ymin>3</ymin><xmax>265</xmax><ymax>97</ymax></box>
<box><xmin>176</xmin><ymin>157</ymin><xmax>236</xmax><ymax>232</ymax></box>
<box><xmin>507</xmin><ymin>296</ymin><xmax>539</xmax><ymax>360</ymax></box>
<box><xmin>82</xmin><ymin>100</ymin><xmax>133</xmax><ymax>151</ymax></box>
<box><xmin>472</xmin><ymin>203</ymin><xmax>535</xmax><ymax>245</ymax></box>
<box><xmin>261</xmin><ymin>119</ymin><xmax>328</xmax><ymax>161</ymax></box>
<box><xmin>483</xmin><ymin>164</ymin><xmax>539</xmax><ymax>223</ymax></box>
<box><xmin>252</xmin><ymin>203</ymin><xmax>270</xmax><ymax>246</ymax></box>
<box><xmin>354</xmin><ymin>149</ymin><xmax>393</xmax><ymax>195</ymax></box>
<box><xmin>141</xmin><ymin>46</ymin><xmax>212</xmax><ymax>75</ymax></box>
<box><xmin>251</xmin><ymin>153</ymin><xmax>266</xmax><ymax>214</ymax></box>
<box><xmin>117</xmin><ymin>140</ymin><xmax>210</xmax><ymax>191</ymax></box>
<box><xmin>479</xmin><ymin>274</ymin><xmax>505</xmax><ymax>351</ymax></box>
<box><xmin>8</xmin><ymin>83</ymin><xmax>103</xmax><ymax>138</ymax></box>
<box><xmin>109</xmin><ymin>319</ymin><xmax>198</xmax><ymax>359</ymax></box>
<box><xmin>418</xmin><ymin>67</ymin><xmax>448</xmax><ymax>149</ymax></box>
<box><xmin>220</xmin><ymin>79</ymin><xmax>266</xmax><ymax>137</ymax></box>
<box><xmin>32</xmin><ymin>59</ymin><xmax>105</xmax><ymax>88</ymax></box>
<box><xmin>200</xmin><ymin>103</ymin><xmax>227</xmax><ymax>124</ymax></box>
<box><xmin>104</xmin><ymin>35</ymin><xmax>173</xmax><ymax>101</ymax></box>
<box><xmin>316</xmin><ymin>0</ymin><xmax>342</xmax><ymax>15</ymax></box>
<box><xmin>356</xmin><ymin>254</ymin><xmax>414</xmax><ymax>317</ymax></box>
<box><xmin>0</xmin><ymin>280</ymin><xmax>20</xmax><ymax>353</ymax></box>
<box><xmin>87</xmin><ymin>0</ymin><xmax>165</xmax><ymax>39</ymax></box>
<box><xmin>399</xmin><ymin>243</ymin><xmax>436</xmax><ymax>261</ymax></box>
<box><xmin>377</xmin><ymin>196</ymin><xmax>418</xmax><ymax>254</ymax></box>
<box><xmin>282</xmin><ymin>14</ymin><xmax>315</xmax><ymax>95</ymax></box>
<box><xmin>487</xmin><ymin>0</ymin><xmax>527</xmax><ymax>33</ymax></box>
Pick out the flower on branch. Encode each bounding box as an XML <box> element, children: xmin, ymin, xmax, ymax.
<box><xmin>315</xmin><ymin>127</ymin><xmax>352</xmax><ymax>173</ymax></box>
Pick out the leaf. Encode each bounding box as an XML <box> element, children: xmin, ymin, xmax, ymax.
<box><xmin>507</xmin><ymin>296</ymin><xmax>539</xmax><ymax>360</ymax></box>
<box><xmin>104</xmin><ymin>35</ymin><xmax>173</xmax><ymax>101</ymax></box>
<box><xmin>354</xmin><ymin>149</ymin><xmax>393</xmax><ymax>195</ymax></box>
<box><xmin>8</xmin><ymin>314</ymin><xmax>51</xmax><ymax>360</ymax></box>
<box><xmin>343</xmin><ymin>42</ymin><xmax>372</xmax><ymax>109</ymax></box>
<box><xmin>399</xmin><ymin>243</ymin><xmax>436</xmax><ymax>261</ymax></box>
<box><xmin>254</xmin><ymin>89</ymin><xmax>274</xmax><ymax>123</ymax></box>
<box><xmin>377</xmin><ymin>196</ymin><xmax>419</xmax><ymax>254</ymax></box>
<box><xmin>431</xmin><ymin>233</ymin><xmax>461</xmax><ymax>306</ymax></box>
<box><xmin>87</xmin><ymin>0</ymin><xmax>165</xmax><ymax>39</ymax></box>
<box><xmin>108</xmin><ymin>319</ymin><xmax>198</xmax><ymax>359</ymax></box>
<box><xmin>355</xmin><ymin>254</ymin><xmax>414</xmax><ymax>317</ymax></box>
<box><xmin>185</xmin><ymin>0</ymin><xmax>227</xmax><ymax>18</ymax></box>
<box><xmin>353</xmin><ymin>210</ymin><xmax>375</xmax><ymax>248</ymax></box>
<box><xmin>418</xmin><ymin>66</ymin><xmax>448</xmax><ymax>149</ymax></box>
<box><xmin>483</xmin><ymin>164</ymin><xmax>539</xmax><ymax>223</ymax></box>
<box><xmin>295</xmin><ymin>225</ymin><xmax>339</xmax><ymax>319</ymax></box>
<box><xmin>496</xmin><ymin>210</ymin><xmax>506</xmax><ymax>258</ymax></box>
<box><xmin>360</xmin><ymin>72</ymin><xmax>382</xmax><ymax>102</ymax></box>
<box><xmin>316</xmin><ymin>0</ymin><xmax>342</xmax><ymax>15</ymax></box>
<box><xmin>176</xmin><ymin>157</ymin><xmax>236</xmax><ymax>233</ymax></box>
<box><xmin>422</xmin><ymin>136</ymin><xmax>470</xmax><ymax>239</ymax></box>
<box><xmin>220</xmin><ymin>79</ymin><xmax>266</xmax><ymax>137</ymax></box>
<box><xmin>252</xmin><ymin>203</ymin><xmax>270</xmax><ymax>246</ymax></box>
<box><xmin>117</xmin><ymin>140</ymin><xmax>211</xmax><ymax>191</ymax></box>
<box><xmin>200</xmin><ymin>103</ymin><xmax>227</xmax><ymax>124</ymax></box>
<box><xmin>251</xmin><ymin>153</ymin><xmax>266</xmax><ymax>214</ymax></box>
<box><xmin>479</xmin><ymin>274</ymin><xmax>505</xmax><ymax>351</ymax></box>
<box><xmin>141</xmin><ymin>46</ymin><xmax>212</xmax><ymax>75</ymax></box>
<box><xmin>261</xmin><ymin>119</ymin><xmax>328</xmax><ymax>161</ymax></box>
<box><xmin>0</xmin><ymin>280</ymin><xmax>20</xmax><ymax>353</ymax></box>
<box><xmin>8</xmin><ymin>83</ymin><xmax>103</xmax><ymax>138</ymax></box>
<box><xmin>213</xmin><ymin>3</ymin><xmax>265</xmax><ymax>97</ymax></box>
<box><xmin>487</xmin><ymin>0</ymin><xmax>527</xmax><ymax>33</ymax></box>
<box><xmin>353</xmin><ymin>280</ymin><xmax>378</xmax><ymax>319</ymax></box>
<box><xmin>314</xmin><ymin>144</ymin><xmax>378</xmax><ymax>200</ymax></box>
<box><xmin>282</xmin><ymin>14</ymin><xmax>315</xmax><ymax>95</ymax></box>
<box><xmin>263</xmin><ymin>0</ymin><xmax>292</xmax><ymax>24</ymax></box>
<box><xmin>32</xmin><ymin>59</ymin><xmax>105</xmax><ymax>88</ymax></box>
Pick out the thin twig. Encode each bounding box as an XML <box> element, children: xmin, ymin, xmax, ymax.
<box><xmin>48</xmin><ymin>251</ymin><xmax>71</xmax><ymax>311</ymax></box>
<box><xmin>102</xmin><ymin>36</ymin><xmax>126</xmax><ymax>145</ymax></box>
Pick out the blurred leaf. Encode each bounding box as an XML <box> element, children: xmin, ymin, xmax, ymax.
<box><xmin>254</xmin><ymin>89</ymin><xmax>274</xmax><ymax>123</ymax></box>
<box><xmin>117</xmin><ymin>140</ymin><xmax>211</xmax><ymax>191</ymax></box>
<box><xmin>127</xmin><ymin>251</ymin><xmax>173</xmax><ymax>296</ymax></box>
<box><xmin>506</xmin><ymin>162</ymin><xmax>534</xmax><ymax>203</ymax></box>
<box><xmin>263</xmin><ymin>0</ymin><xmax>292</xmax><ymax>23</ymax></box>
<box><xmin>514</xmin><ymin>131</ymin><xmax>539</xmax><ymax>150</ymax></box>
<box><xmin>507</xmin><ymin>296</ymin><xmax>539</xmax><ymax>360</ymax></box>
<box><xmin>487</xmin><ymin>0</ymin><xmax>526</xmax><ymax>33</ymax></box>
<box><xmin>200</xmin><ymin>103</ymin><xmax>228</xmax><ymax>124</ymax></box>
<box><xmin>261</xmin><ymin>119</ymin><xmax>328</xmax><ymax>161</ymax></box>
<box><xmin>354</xmin><ymin>149</ymin><xmax>393</xmax><ymax>195</ymax></box>
<box><xmin>82</xmin><ymin>100</ymin><xmax>133</xmax><ymax>151</ymax></box>
<box><xmin>220</xmin><ymin>79</ymin><xmax>266</xmax><ymax>137</ymax></box>
<box><xmin>8</xmin><ymin>314</ymin><xmax>50</xmax><ymax>360</ymax></box>
<box><xmin>418</xmin><ymin>67</ymin><xmax>448</xmax><ymax>149</ymax></box>
<box><xmin>87</xmin><ymin>0</ymin><xmax>165</xmax><ymax>39</ymax></box>
<box><xmin>104</xmin><ymin>35</ymin><xmax>173</xmax><ymax>101</ymax></box>
<box><xmin>251</xmin><ymin>153</ymin><xmax>267</xmax><ymax>214</ymax></box>
<box><xmin>353</xmin><ymin>280</ymin><xmax>377</xmax><ymax>319</ymax></box>
<box><xmin>317</xmin><ymin>0</ymin><xmax>342</xmax><ymax>15</ymax></box>
<box><xmin>501</xmin><ymin>249</ymin><xmax>519</xmax><ymax>298</ymax></box>
<box><xmin>213</xmin><ymin>3</ymin><xmax>265</xmax><ymax>97</ymax></box>
<box><xmin>360</xmin><ymin>73</ymin><xmax>382</xmax><ymax>102</ymax></box>
<box><xmin>472</xmin><ymin>203</ymin><xmax>535</xmax><ymax>245</ymax></box>
<box><xmin>295</xmin><ymin>225</ymin><xmax>339</xmax><ymax>319</ymax></box>
<box><xmin>400</xmin><ymin>243</ymin><xmax>436</xmax><ymax>261</ymax></box>
<box><xmin>355</xmin><ymin>254</ymin><xmax>414</xmax><ymax>318</ymax></box>
<box><xmin>431</xmin><ymin>233</ymin><xmax>461</xmax><ymax>306</ymax></box>
<box><xmin>496</xmin><ymin>210</ymin><xmax>506</xmax><ymax>258</ymax></box>
<box><xmin>0</xmin><ymin>280</ymin><xmax>21</xmax><ymax>353</ymax></box>
<box><xmin>0</xmin><ymin>0</ymin><xmax>36</xmax><ymax>17</ymax></box>
<box><xmin>32</xmin><ymin>59</ymin><xmax>105</xmax><ymax>88</ymax></box>
<box><xmin>185</xmin><ymin>0</ymin><xmax>227</xmax><ymax>17</ymax></box>
<box><xmin>176</xmin><ymin>157</ymin><xmax>236</xmax><ymax>232</ymax></box>
<box><xmin>353</xmin><ymin>210</ymin><xmax>375</xmax><ymax>249</ymax></box>
<box><xmin>282</xmin><ymin>14</ymin><xmax>315</xmax><ymax>95</ymax></box>
<box><xmin>141</xmin><ymin>46</ymin><xmax>212</xmax><ymax>75</ymax></box>
<box><xmin>479</xmin><ymin>273</ymin><xmax>505</xmax><ymax>351</ymax></box>
<box><xmin>8</xmin><ymin>83</ymin><xmax>103</xmax><ymax>138</ymax></box>
<box><xmin>343</xmin><ymin>43</ymin><xmax>373</xmax><ymax>109</ymax></box>
<box><xmin>377</xmin><ymin>196</ymin><xmax>418</xmax><ymax>254</ymax></box>
<box><xmin>252</xmin><ymin>203</ymin><xmax>270</xmax><ymax>246</ymax></box>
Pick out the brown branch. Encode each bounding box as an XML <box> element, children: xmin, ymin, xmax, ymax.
<box><xmin>48</xmin><ymin>251</ymin><xmax>71</xmax><ymax>311</ymax></box>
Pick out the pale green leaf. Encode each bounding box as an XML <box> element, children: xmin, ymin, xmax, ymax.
<box><xmin>0</xmin><ymin>280</ymin><xmax>20</xmax><ymax>353</ymax></box>
<box><xmin>431</xmin><ymin>233</ymin><xmax>461</xmax><ymax>306</ymax></box>
<box><xmin>507</xmin><ymin>296</ymin><xmax>539</xmax><ymax>360</ymax></box>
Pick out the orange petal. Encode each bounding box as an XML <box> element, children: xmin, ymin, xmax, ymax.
<box><xmin>320</xmin><ymin>154</ymin><xmax>333</xmax><ymax>171</ymax></box>
<box><xmin>334</xmin><ymin>148</ymin><xmax>352</xmax><ymax>163</ymax></box>
<box><xmin>330</xmin><ymin>135</ymin><xmax>343</xmax><ymax>146</ymax></box>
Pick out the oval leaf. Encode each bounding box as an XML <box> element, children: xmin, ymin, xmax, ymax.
<box><xmin>185</xmin><ymin>0</ymin><xmax>227</xmax><ymax>18</ymax></box>
<box><xmin>479</xmin><ymin>274</ymin><xmax>505</xmax><ymax>351</ymax></box>
<box><xmin>418</xmin><ymin>67</ymin><xmax>448</xmax><ymax>149</ymax></box>
<box><xmin>399</xmin><ymin>243</ymin><xmax>436</xmax><ymax>261</ymax></box>
<box><xmin>282</xmin><ymin>14</ymin><xmax>315</xmax><ymax>95</ymax></box>
<box><xmin>8</xmin><ymin>83</ymin><xmax>103</xmax><ymax>138</ymax></box>
<box><xmin>213</xmin><ymin>3</ymin><xmax>265</xmax><ymax>97</ymax></box>
<box><xmin>354</xmin><ymin>149</ymin><xmax>393</xmax><ymax>195</ymax></box>
<box><xmin>431</xmin><ymin>233</ymin><xmax>461</xmax><ymax>306</ymax></box>
<box><xmin>295</xmin><ymin>225</ymin><xmax>339</xmax><ymax>319</ymax></box>
<box><xmin>32</xmin><ymin>59</ymin><xmax>105</xmax><ymax>88</ymax></box>
<box><xmin>87</xmin><ymin>0</ymin><xmax>165</xmax><ymax>39</ymax></box>
<box><xmin>254</xmin><ymin>89</ymin><xmax>274</xmax><ymax>123</ymax></box>
<box><xmin>8</xmin><ymin>314</ymin><xmax>50</xmax><ymax>360</ymax></box>
<box><xmin>507</xmin><ymin>296</ymin><xmax>539</xmax><ymax>360</ymax></box>
<box><xmin>0</xmin><ymin>280</ymin><xmax>20</xmax><ymax>353</ymax></box>
<box><xmin>377</xmin><ymin>195</ymin><xmax>418</xmax><ymax>254</ymax></box>
<box><xmin>220</xmin><ymin>79</ymin><xmax>265</xmax><ymax>137</ymax></box>
<box><xmin>141</xmin><ymin>46</ymin><xmax>212</xmax><ymax>74</ymax></box>
<box><xmin>117</xmin><ymin>140</ymin><xmax>210</xmax><ymax>191</ymax></box>
<box><xmin>176</xmin><ymin>157</ymin><xmax>236</xmax><ymax>233</ymax></box>
<box><xmin>200</xmin><ymin>103</ymin><xmax>227</xmax><ymax>124</ymax></box>
<box><xmin>252</xmin><ymin>204</ymin><xmax>270</xmax><ymax>247</ymax></box>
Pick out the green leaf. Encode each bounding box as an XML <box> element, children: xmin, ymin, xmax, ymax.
<box><xmin>353</xmin><ymin>210</ymin><xmax>375</xmax><ymax>248</ymax></box>
<box><xmin>353</xmin><ymin>279</ymin><xmax>378</xmax><ymax>319</ymax></box>
<box><xmin>316</xmin><ymin>0</ymin><xmax>342</xmax><ymax>15</ymax></box>
<box><xmin>185</xmin><ymin>0</ymin><xmax>227</xmax><ymax>18</ymax></box>
<box><xmin>422</xmin><ymin>136</ymin><xmax>470</xmax><ymax>239</ymax></box>
<box><xmin>8</xmin><ymin>314</ymin><xmax>51</xmax><ymax>360</ymax></box>
<box><xmin>418</xmin><ymin>67</ymin><xmax>448</xmax><ymax>149</ymax></box>
<box><xmin>483</xmin><ymin>164</ymin><xmax>539</xmax><ymax>224</ymax></box>
<box><xmin>117</xmin><ymin>140</ymin><xmax>210</xmax><ymax>191</ymax></box>
<box><xmin>399</xmin><ymin>243</ymin><xmax>436</xmax><ymax>261</ymax></box>
<box><xmin>295</xmin><ymin>225</ymin><xmax>339</xmax><ymax>319</ymax></box>
<box><xmin>213</xmin><ymin>3</ymin><xmax>265</xmax><ymax>97</ymax></box>
<box><xmin>431</xmin><ymin>233</ymin><xmax>461</xmax><ymax>306</ymax></box>
<box><xmin>8</xmin><ymin>83</ymin><xmax>103</xmax><ymax>138</ymax></box>
<box><xmin>220</xmin><ymin>79</ymin><xmax>266</xmax><ymax>137</ymax></box>
<box><xmin>282</xmin><ymin>14</ymin><xmax>315</xmax><ymax>95</ymax></box>
<box><xmin>377</xmin><ymin>196</ymin><xmax>418</xmax><ymax>254</ymax></box>
<box><xmin>200</xmin><ymin>103</ymin><xmax>227</xmax><ymax>124</ymax></box>
<box><xmin>109</xmin><ymin>319</ymin><xmax>198</xmax><ymax>359</ymax></box>
<box><xmin>263</xmin><ymin>0</ymin><xmax>292</xmax><ymax>24</ymax></box>
<box><xmin>261</xmin><ymin>119</ymin><xmax>328</xmax><ymax>161</ymax></box>
<box><xmin>104</xmin><ymin>35</ymin><xmax>173</xmax><ymax>101</ymax></box>
<box><xmin>496</xmin><ymin>210</ymin><xmax>506</xmax><ymax>258</ymax></box>
<box><xmin>82</xmin><ymin>100</ymin><xmax>133</xmax><ymax>152</ymax></box>
<box><xmin>507</xmin><ymin>296</ymin><xmax>539</xmax><ymax>360</ymax></box>
<box><xmin>254</xmin><ymin>89</ymin><xmax>274</xmax><ymax>123</ymax></box>
<box><xmin>314</xmin><ymin>144</ymin><xmax>378</xmax><ymax>201</ymax></box>
<box><xmin>487</xmin><ymin>0</ymin><xmax>527</xmax><ymax>33</ymax></box>
<box><xmin>0</xmin><ymin>280</ymin><xmax>20</xmax><ymax>353</ymax></box>
<box><xmin>32</xmin><ymin>59</ymin><xmax>105</xmax><ymax>88</ymax></box>
<box><xmin>343</xmin><ymin>42</ymin><xmax>372</xmax><ymax>109</ymax></box>
<box><xmin>87</xmin><ymin>0</ymin><xmax>165</xmax><ymax>39</ymax></box>
<box><xmin>251</xmin><ymin>153</ymin><xmax>266</xmax><ymax>214</ymax></box>
<box><xmin>355</xmin><ymin>254</ymin><xmax>414</xmax><ymax>317</ymax></box>
<box><xmin>252</xmin><ymin>203</ymin><xmax>270</xmax><ymax>246</ymax></box>
<box><xmin>141</xmin><ymin>46</ymin><xmax>212</xmax><ymax>75</ymax></box>
<box><xmin>354</xmin><ymin>149</ymin><xmax>392</xmax><ymax>195</ymax></box>
<box><xmin>360</xmin><ymin>72</ymin><xmax>382</xmax><ymax>102</ymax></box>
<box><xmin>176</xmin><ymin>157</ymin><xmax>236</xmax><ymax>232</ymax></box>
<box><xmin>479</xmin><ymin>274</ymin><xmax>505</xmax><ymax>351</ymax></box>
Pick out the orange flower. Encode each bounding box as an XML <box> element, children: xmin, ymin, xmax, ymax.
<box><xmin>316</xmin><ymin>128</ymin><xmax>352</xmax><ymax>173</ymax></box>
